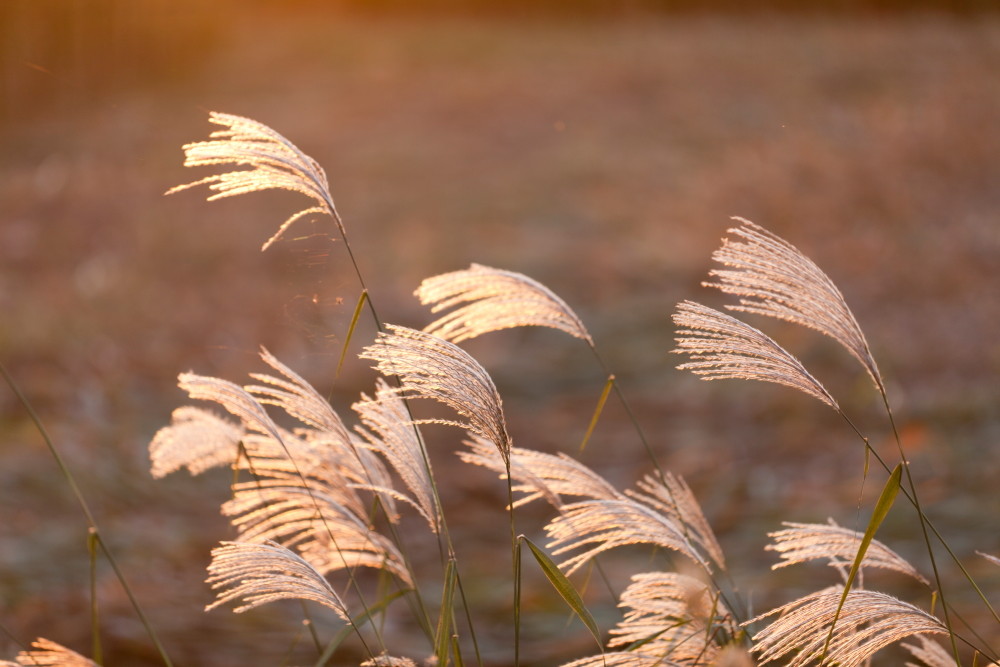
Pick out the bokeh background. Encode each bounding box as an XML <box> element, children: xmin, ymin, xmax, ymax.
<box><xmin>1</xmin><ymin>1</ymin><xmax>999</xmax><ymax>665</ymax></box>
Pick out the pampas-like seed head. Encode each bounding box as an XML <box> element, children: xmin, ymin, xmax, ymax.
<box><xmin>167</xmin><ymin>112</ymin><xmax>335</xmax><ymax>251</ymax></box>
<box><xmin>748</xmin><ymin>587</ymin><xmax>947</xmax><ymax>666</ymax></box>
<box><xmin>560</xmin><ymin>654</ymin><xmax>686</xmax><ymax>667</ymax></box>
<box><xmin>630</xmin><ymin>473</ymin><xmax>726</xmax><ymax>571</ymax></box>
<box><xmin>607</xmin><ymin>571</ymin><xmax>733</xmax><ymax>664</ymax></box>
<box><xmin>205</xmin><ymin>541</ymin><xmax>349</xmax><ymax>618</ymax></box>
<box><xmin>704</xmin><ymin>219</ymin><xmax>882</xmax><ymax>391</ymax></box>
<box><xmin>902</xmin><ymin>636</ymin><xmax>959</xmax><ymax>667</ymax></box>
<box><xmin>361</xmin><ymin>657</ymin><xmax>420</xmax><ymax>667</ymax></box>
<box><xmin>416</xmin><ymin>263</ymin><xmax>593</xmax><ymax>344</ymax></box>
<box><xmin>353</xmin><ymin>378</ymin><xmax>442</xmax><ymax>533</ymax></box>
<box><xmin>545</xmin><ymin>497</ymin><xmax>709</xmax><ymax>576</ymax></box>
<box><xmin>459</xmin><ymin>435</ymin><xmax>621</xmax><ymax>509</ymax></box>
<box><xmin>978</xmin><ymin>551</ymin><xmax>1000</xmax><ymax>568</ymax></box>
<box><xmin>766</xmin><ymin>520</ymin><xmax>928</xmax><ymax>584</ymax></box>
<box><xmin>360</xmin><ymin>325</ymin><xmax>512</xmax><ymax>465</ymax></box>
<box><xmin>149</xmin><ymin>406</ymin><xmax>244</xmax><ymax>478</ymax></box>
<box><xmin>0</xmin><ymin>638</ymin><xmax>97</xmax><ymax>667</ymax></box>
<box><xmin>673</xmin><ymin>300</ymin><xmax>839</xmax><ymax>410</ymax></box>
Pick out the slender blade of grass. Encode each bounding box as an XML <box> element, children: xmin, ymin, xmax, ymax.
<box><xmin>337</xmin><ymin>289</ymin><xmax>369</xmax><ymax>378</ymax></box>
<box><xmin>436</xmin><ymin>558</ymin><xmax>458</xmax><ymax>666</ymax></box>
<box><xmin>0</xmin><ymin>361</ymin><xmax>173</xmax><ymax>667</ymax></box>
<box><xmin>519</xmin><ymin>536</ymin><xmax>602</xmax><ymax>649</ymax></box>
<box><xmin>580</xmin><ymin>375</ymin><xmax>614</xmax><ymax>453</ymax></box>
<box><xmin>822</xmin><ymin>462</ymin><xmax>902</xmax><ymax>660</ymax></box>
<box><xmin>88</xmin><ymin>528</ymin><xmax>103</xmax><ymax>665</ymax></box>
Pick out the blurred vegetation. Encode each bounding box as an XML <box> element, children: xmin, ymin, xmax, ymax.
<box><xmin>2</xmin><ymin>0</ymin><xmax>996</xmax><ymax>123</ymax></box>
<box><xmin>0</xmin><ymin>0</ymin><xmax>229</xmax><ymax>123</ymax></box>
<box><xmin>1</xmin><ymin>3</ymin><xmax>998</xmax><ymax>665</ymax></box>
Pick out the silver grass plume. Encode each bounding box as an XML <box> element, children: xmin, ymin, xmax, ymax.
<box><xmin>361</xmin><ymin>657</ymin><xmax>420</xmax><ymax>667</ymax></box>
<box><xmin>673</xmin><ymin>301</ymin><xmax>839</xmax><ymax>410</ymax></box>
<box><xmin>561</xmin><ymin>655</ymin><xmax>686</xmax><ymax>667</ymax></box>
<box><xmin>748</xmin><ymin>587</ymin><xmax>946</xmax><ymax>667</ymax></box>
<box><xmin>630</xmin><ymin>473</ymin><xmax>726</xmax><ymax>571</ymax></box>
<box><xmin>353</xmin><ymin>378</ymin><xmax>441</xmax><ymax>533</ymax></box>
<box><xmin>704</xmin><ymin>219</ymin><xmax>882</xmax><ymax>390</ymax></box>
<box><xmin>545</xmin><ymin>496</ymin><xmax>709</xmax><ymax>576</ymax></box>
<box><xmin>246</xmin><ymin>347</ymin><xmax>349</xmax><ymax>435</ymax></box>
<box><xmin>178</xmin><ymin>372</ymin><xmax>286</xmax><ymax>442</ymax></box>
<box><xmin>766</xmin><ymin>520</ymin><xmax>927</xmax><ymax>584</ymax></box>
<box><xmin>360</xmin><ymin>325</ymin><xmax>512</xmax><ymax>465</ymax></box>
<box><xmin>711</xmin><ymin>646</ymin><xmax>757</xmax><ymax>667</ymax></box>
<box><xmin>0</xmin><ymin>638</ymin><xmax>97</xmax><ymax>667</ymax></box>
<box><xmin>167</xmin><ymin>112</ymin><xmax>336</xmax><ymax>251</ymax></box>
<box><xmin>607</xmin><ymin>572</ymin><xmax>733</xmax><ymax>664</ymax></box>
<box><xmin>221</xmin><ymin>427</ymin><xmax>409</xmax><ymax>584</ymax></box>
<box><xmin>903</xmin><ymin>636</ymin><xmax>959</xmax><ymax>667</ymax></box>
<box><xmin>978</xmin><ymin>551</ymin><xmax>1000</xmax><ymax>568</ymax></box>
<box><xmin>206</xmin><ymin>541</ymin><xmax>349</xmax><ymax>618</ymax></box>
<box><xmin>174</xmin><ymin>363</ymin><xmax>407</xmax><ymax>583</ymax></box>
<box><xmin>223</xmin><ymin>476</ymin><xmax>411</xmax><ymax>584</ymax></box>
<box><xmin>416</xmin><ymin>263</ymin><xmax>593</xmax><ymax>344</ymax></box>
<box><xmin>459</xmin><ymin>435</ymin><xmax>621</xmax><ymax>509</ymax></box>
<box><xmin>149</xmin><ymin>406</ymin><xmax>244</xmax><ymax>478</ymax></box>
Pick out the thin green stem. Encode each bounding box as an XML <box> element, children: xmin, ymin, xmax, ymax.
<box><xmin>876</xmin><ymin>385</ymin><xmax>961</xmax><ymax>665</ymax></box>
<box><xmin>585</xmin><ymin>344</ymin><xmax>747</xmax><ymax>622</ymax></box>
<box><xmin>88</xmin><ymin>529</ymin><xmax>103</xmax><ymax>665</ymax></box>
<box><xmin>0</xmin><ymin>360</ymin><xmax>174</xmax><ymax>667</ymax></box>
<box><xmin>838</xmin><ymin>409</ymin><xmax>999</xmax><ymax>663</ymax></box>
<box><xmin>507</xmin><ymin>471</ymin><xmax>520</xmax><ymax>667</ymax></box>
<box><xmin>322</xmin><ymin>203</ymin><xmax>487</xmax><ymax>666</ymax></box>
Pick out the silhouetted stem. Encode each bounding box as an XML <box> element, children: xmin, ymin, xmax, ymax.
<box><xmin>0</xmin><ymin>360</ymin><xmax>174</xmax><ymax>667</ymax></box>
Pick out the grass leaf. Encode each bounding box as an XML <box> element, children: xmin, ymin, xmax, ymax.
<box><xmin>338</xmin><ymin>289</ymin><xmax>369</xmax><ymax>379</ymax></box>
<box><xmin>822</xmin><ymin>462</ymin><xmax>903</xmax><ymax>659</ymax></box>
<box><xmin>520</xmin><ymin>535</ymin><xmax>602</xmax><ymax>649</ymax></box>
<box><xmin>580</xmin><ymin>375</ymin><xmax>614</xmax><ymax>453</ymax></box>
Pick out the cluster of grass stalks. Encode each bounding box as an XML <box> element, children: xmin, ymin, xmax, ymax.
<box><xmin>3</xmin><ymin>112</ymin><xmax>997</xmax><ymax>666</ymax></box>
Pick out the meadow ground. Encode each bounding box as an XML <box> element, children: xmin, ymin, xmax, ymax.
<box><xmin>1</xmin><ymin>7</ymin><xmax>999</xmax><ymax>665</ymax></box>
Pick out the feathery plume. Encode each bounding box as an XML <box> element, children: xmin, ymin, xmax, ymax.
<box><xmin>459</xmin><ymin>435</ymin><xmax>621</xmax><ymax>509</ymax></box>
<box><xmin>704</xmin><ymin>219</ymin><xmax>882</xmax><ymax>390</ymax></box>
<box><xmin>353</xmin><ymin>378</ymin><xmax>441</xmax><ymax>533</ymax></box>
<box><xmin>219</xmin><ymin>419</ymin><xmax>408</xmax><ymax>583</ymax></box>
<box><xmin>978</xmin><ymin>551</ymin><xmax>1000</xmax><ymax>568</ymax></box>
<box><xmin>246</xmin><ymin>347</ymin><xmax>348</xmax><ymax>435</ymax></box>
<box><xmin>223</xmin><ymin>474</ymin><xmax>411</xmax><ymax>585</ymax></box>
<box><xmin>178</xmin><ymin>372</ymin><xmax>285</xmax><ymax>442</ymax></box>
<box><xmin>630</xmin><ymin>473</ymin><xmax>726</xmax><ymax>570</ymax></box>
<box><xmin>608</xmin><ymin>571</ymin><xmax>731</xmax><ymax>664</ymax></box>
<box><xmin>169</xmin><ymin>358</ymin><xmax>408</xmax><ymax>582</ymax></box>
<box><xmin>416</xmin><ymin>263</ymin><xmax>593</xmax><ymax>344</ymax></box>
<box><xmin>206</xmin><ymin>541</ymin><xmax>349</xmax><ymax>618</ymax></box>
<box><xmin>902</xmin><ymin>636</ymin><xmax>959</xmax><ymax>667</ymax></box>
<box><xmin>748</xmin><ymin>587</ymin><xmax>946</xmax><ymax>666</ymax></box>
<box><xmin>361</xmin><ymin>657</ymin><xmax>420</xmax><ymax>667</ymax></box>
<box><xmin>0</xmin><ymin>638</ymin><xmax>97</xmax><ymax>667</ymax></box>
<box><xmin>149</xmin><ymin>406</ymin><xmax>244</xmax><ymax>478</ymax></box>
<box><xmin>766</xmin><ymin>520</ymin><xmax>927</xmax><ymax>584</ymax></box>
<box><xmin>673</xmin><ymin>301</ymin><xmax>839</xmax><ymax>410</ymax></box>
<box><xmin>561</xmin><ymin>655</ymin><xmax>685</xmax><ymax>667</ymax></box>
<box><xmin>168</xmin><ymin>112</ymin><xmax>335</xmax><ymax>251</ymax></box>
<box><xmin>711</xmin><ymin>645</ymin><xmax>757</xmax><ymax>667</ymax></box>
<box><xmin>546</xmin><ymin>497</ymin><xmax>708</xmax><ymax>576</ymax></box>
<box><xmin>360</xmin><ymin>325</ymin><xmax>512</xmax><ymax>465</ymax></box>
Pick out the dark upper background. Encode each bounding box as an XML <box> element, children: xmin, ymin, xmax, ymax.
<box><xmin>1</xmin><ymin>1</ymin><xmax>998</xmax><ymax>665</ymax></box>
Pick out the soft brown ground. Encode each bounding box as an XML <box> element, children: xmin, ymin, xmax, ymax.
<box><xmin>1</xmin><ymin>7</ymin><xmax>999</xmax><ymax>666</ymax></box>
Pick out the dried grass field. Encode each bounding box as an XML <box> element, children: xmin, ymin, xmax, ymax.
<box><xmin>1</xmin><ymin>6</ymin><xmax>999</xmax><ymax>665</ymax></box>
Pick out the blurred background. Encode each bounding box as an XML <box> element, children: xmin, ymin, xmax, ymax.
<box><xmin>1</xmin><ymin>1</ymin><xmax>998</xmax><ymax>665</ymax></box>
